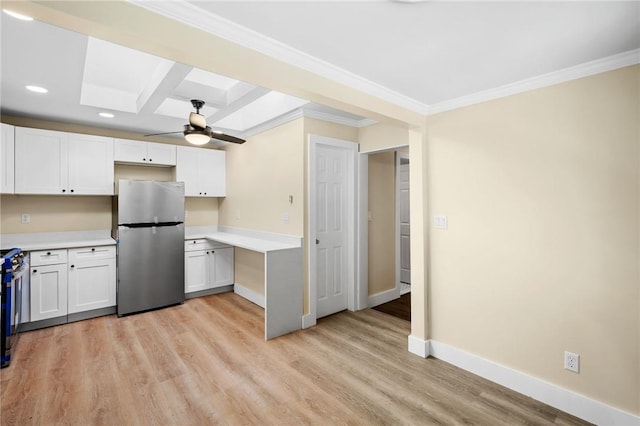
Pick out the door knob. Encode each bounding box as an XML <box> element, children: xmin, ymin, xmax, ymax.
<box><xmin>316</xmin><ymin>239</ymin><xmax>320</xmax><ymax>245</ymax></box>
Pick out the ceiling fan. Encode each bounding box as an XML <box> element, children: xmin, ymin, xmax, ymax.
<box><xmin>145</xmin><ymin>99</ymin><xmax>245</xmax><ymax>145</ymax></box>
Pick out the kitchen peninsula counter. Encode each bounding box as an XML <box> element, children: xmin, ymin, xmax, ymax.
<box><xmin>186</xmin><ymin>225</ymin><xmax>303</xmax><ymax>340</ymax></box>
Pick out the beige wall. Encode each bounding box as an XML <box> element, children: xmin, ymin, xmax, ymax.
<box><xmin>219</xmin><ymin>118</ymin><xmax>304</xmax><ymax>236</ymax></box>
<box><xmin>368</xmin><ymin>151</ymin><xmax>396</xmax><ymax>295</ymax></box>
<box><xmin>220</xmin><ymin>116</ymin><xmax>358</xmax><ymax>314</ymax></box>
<box><xmin>304</xmin><ymin>118</ymin><xmax>359</xmax><ymax>143</ymax></box>
<box><xmin>234</xmin><ymin>248</ymin><xmax>265</xmax><ymax>297</ymax></box>
<box><xmin>0</xmin><ymin>195</ymin><xmax>111</xmax><ymax>234</ymax></box>
<box><xmin>426</xmin><ymin>65</ymin><xmax>639</xmax><ymax>414</ymax></box>
<box><xmin>359</xmin><ymin>122</ymin><xmax>410</xmax><ymax>153</ymax></box>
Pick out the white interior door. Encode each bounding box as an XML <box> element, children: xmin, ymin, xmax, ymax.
<box><xmin>398</xmin><ymin>155</ymin><xmax>411</xmax><ymax>289</ymax></box>
<box><xmin>316</xmin><ymin>144</ymin><xmax>350</xmax><ymax>319</ymax></box>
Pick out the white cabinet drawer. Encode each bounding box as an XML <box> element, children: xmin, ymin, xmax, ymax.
<box><xmin>185</xmin><ymin>239</ymin><xmax>230</xmax><ymax>252</ymax></box>
<box><xmin>68</xmin><ymin>245</ymin><xmax>116</xmax><ymax>262</ymax></box>
<box><xmin>30</xmin><ymin>249</ymin><xmax>68</xmax><ymax>266</ymax></box>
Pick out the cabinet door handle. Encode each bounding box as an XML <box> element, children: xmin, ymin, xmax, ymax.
<box><xmin>62</xmin><ymin>189</ymin><xmax>66</xmax><ymax>193</ymax></box>
<box><xmin>70</xmin><ymin>265</ymin><xmax>75</xmax><ymax>269</ymax></box>
<box><xmin>70</xmin><ymin>189</ymin><xmax>74</xmax><ymax>193</ymax></box>
<box><xmin>143</xmin><ymin>158</ymin><xmax>146</xmax><ymax>161</ymax></box>
<box><xmin>91</xmin><ymin>248</ymin><xmax>95</xmax><ymax>252</ymax></box>
<box><xmin>32</xmin><ymin>269</ymin><xmax>37</xmax><ymax>274</ymax></box>
<box><xmin>206</xmin><ymin>251</ymin><xmax>209</xmax><ymax>254</ymax></box>
<box><xmin>149</xmin><ymin>158</ymin><xmax>153</xmax><ymax>162</ymax></box>
<box><xmin>46</xmin><ymin>252</ymin><xmax>51</xmax><ymax>255</ymax></box>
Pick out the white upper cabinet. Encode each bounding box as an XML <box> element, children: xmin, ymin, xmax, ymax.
<box><xmin>176</xmin><ymin>146</ymin><xmax>225</xmax><ymax>197</ymax></box>
<box><xmin>1</xmin><ymin>123</ymin><xmax>15</xmax><ymax>194</ymax></box>
<box><xmin>15</xmin><ymin>127</ymin><xmax>68</xmax><ymax>194</ymax></box>
<box><xmin>15</xmin><ymin>127</ymin><xmax>114</xmax><ymax>195</ymax></box>
<box><xmin>68</xmin><ymin>133</ymin><xmax>114</xmax><ymax>195</ymax></box>
<box><xmin>114</xmin><ymin>138</ymin><xmax>176</xmax><ymax>166</ymax></box>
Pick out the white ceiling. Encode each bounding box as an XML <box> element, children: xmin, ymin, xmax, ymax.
<box><xmin>1</xmin><ymin>1</ymin><xmax>639</xmax><ymax>141</ymax></box>
<box><xmin>186</xmin><ymin>1</ymin><xmax>640</xmax><ymax>108</ymax></box>
<box><xmin>0</xmin><ymin>10</ymin><xmax>368</xmax><ymax>143</ymax></box>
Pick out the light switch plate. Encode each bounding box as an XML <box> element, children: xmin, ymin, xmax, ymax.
<box><xmin>434</xmin><ymin>215</ymin><xmax>448</xmax><ymax>229</ymax></box>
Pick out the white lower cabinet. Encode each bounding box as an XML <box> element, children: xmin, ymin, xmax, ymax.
<box><xmin>185</xmin><ymin>250</ymin><xmax>210</xmax><ymax>293</ymax></box>
<box><xmin>68</xmin><ymin>247</ymin><xmax>116</xmax><ymax>314</ymax></box>
<box><xmin>30</xmin><ymin>263</ymin><xmax>68</xmax><ymax>322</ymax></box>
<box><xmin>213</xmin><ymin>247</ymin><xmax>234</xmax><ymax>287</ymax></box>
<box><xmin>185</xmin><ymin>240</ymin><xmax>234</xmax><ymax>294</ymax></box>
<box><xmin>29</xmin><ymin>246</ymin><xmax>116</xmax><ymax>322</ymax></box>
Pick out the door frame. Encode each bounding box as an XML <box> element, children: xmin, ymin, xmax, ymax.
<box><xmin>396</xmin><ymin>151</ymin><xmax>410</xmax><ymax>292</ymax></box>
<box><xmin>357</xmin><ymin>145</ymin><xmax>410</xmax><ymax>308</ymax></box>
<box><xmin>306</xmin><ymin>134</ymin><xmax>358</xmax><ymax>328</ymax></box>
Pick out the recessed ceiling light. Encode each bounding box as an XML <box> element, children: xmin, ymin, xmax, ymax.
<box><xmin>98</xmin><ymin>112</ymin><xmax>115</xmax><ymax>118</ymax></box>
<box><xmin>3</xmin><ymin>10</ymin><xmax>34</xmax><ymax>21</ymax></box>
<box><xmin>25</xmin><ymin>85</ymin><xmax>48</xmax><ymax>94</ymax></box>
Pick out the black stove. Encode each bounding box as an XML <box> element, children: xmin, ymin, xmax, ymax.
<box><xmin>1</xmin><ymin>248</ymin><xmax>27</xmax><ymax>368</ymax></box>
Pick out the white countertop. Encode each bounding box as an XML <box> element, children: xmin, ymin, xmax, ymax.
<box><xmin>2</xmin><ymin>227</ymin><xmax>302</xmax><ymax>253</ymax></box>
<box><xmin>0</xmin><ymin>230</ymin><xmax>116</xmax><ymax>251</ymax></box>
<box><xmin>203</xmin><ymin>232</ymin><xmax>298</xmax><ymax>253</ymax></box>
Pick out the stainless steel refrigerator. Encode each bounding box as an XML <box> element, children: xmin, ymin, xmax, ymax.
<box><xmin>114</xmin><ymin>180</ymin><xmax>185</xmax><ymax>316</ymax></box>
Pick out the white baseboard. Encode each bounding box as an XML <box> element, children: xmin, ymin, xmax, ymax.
<box><xmin>233</xmin><ymin>283</ymin><xmax>265</xmax><ymax>308</ymax></box>
<box><xmin>428</xmin><ymin>340</ymin><xmax>640</xmax><ymax>426</ymax></box>
<box><xmin>301</xmin><ymin>313</ymin><xmax>316</xmax><ymax>329</ymax></box>
<box><xmin>368</xmin><ymin>287</ymin><xmax>400</xmax><ymax>308</ymax></box>
<box><xmin>407</xmin><ymin>335</ymin><xmax>429</xmax><ymax>358</ymax></box>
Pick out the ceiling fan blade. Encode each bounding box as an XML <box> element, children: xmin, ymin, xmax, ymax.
<box><xmin>189</xmin><ymin>112</ymin><xmax>207</xmax><ymax>129</ymax></box>
<box><xmin>211</xmin><ymin>132</ymin><xmax>246</xmax><ymax>144</ymax></box>
<box><xmin>144</xmin><ymin>130</ymin><xmax>183</xmax><ymax>137</ymax></box>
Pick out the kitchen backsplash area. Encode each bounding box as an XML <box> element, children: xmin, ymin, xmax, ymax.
<box><xmin>0</xmin><ymin>195</ymin><xmax>219</xmax><ymax>235</ymax></box>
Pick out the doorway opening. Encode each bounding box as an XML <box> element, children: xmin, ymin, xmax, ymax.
<box><xmin>360</xmin><ymin>146</ymin><xmax>410</xmax><ymax>322</ymax></box>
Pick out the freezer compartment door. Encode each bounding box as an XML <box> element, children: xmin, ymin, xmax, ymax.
<box><xmin>117</xmin><ymin>224</ymin><xmax>185</xmax><ymax>316</ymax></box>
<box><xmin>118</xmin><ymin>180</ymin><xmax>184</xmax><ymax>225</ymax></box>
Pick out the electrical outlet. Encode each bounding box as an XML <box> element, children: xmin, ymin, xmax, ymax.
<box><xmin>283</xmin><ymin>212</ymin><xmax>289</xmax><ymax>224</ymax></box>
<box><xmin>21</xmin><ymin>213</ymin><xmax>30</xmax><ymax>224</ymax></box>
<box><xmin>434</xmin><ymin>215</ymin><xmax>448</xmax><ymax>229</ymax></box>
<box><xmin>564</xmin><ymin>351</ymin><xmax>580</xmax><ymax>373</ymax></box>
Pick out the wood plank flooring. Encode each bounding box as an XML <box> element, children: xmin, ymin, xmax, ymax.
<box><xmin>372</xmin><ymin>292</ymin><xmax>411</xmax><ymax>321</ymax></box>
<box><xmin>0</xmin><ymin>292</ymin><xmax>591</xmax><ymax>425</ymax></box>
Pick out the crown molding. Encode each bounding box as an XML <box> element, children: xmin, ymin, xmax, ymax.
<box><xmin>237</xmin><ymin>107</ymin><xmax>377</xmax><ymax>139</ymax></box>
<box><xmin>128</xmin><ymin>1</ymin><xmax>639</xmax><ymax>121</ymax></box>
<box><xmin>426</xmin><ymin>49</ymin><xmax>640</xmax><ymax>115</ymax></box>
<box><xmin>127</xmin><ymin>0</ymin><xmax>430</xmax><ymax>115</ymax></box>
<box><xmin>303</xmin><ymin>109</ymin><xmax>377</xmax><ymax>128</ymax></box>
<box><xmin>239</xmin><ymin>109</ymin><xmax>304</xmax><ymax>139</ymax></box>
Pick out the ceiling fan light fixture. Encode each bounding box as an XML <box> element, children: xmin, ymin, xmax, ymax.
<box><xmin>184</xmin><ymin>129</ymin><xmax>210</xmax><ymax>145</ymax></box>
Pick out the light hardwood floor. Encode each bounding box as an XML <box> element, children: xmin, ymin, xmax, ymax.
<box><xmin>1</xmin><ymin>292</ymin><xmax>591</xmax><ymax>425</ymax></box>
